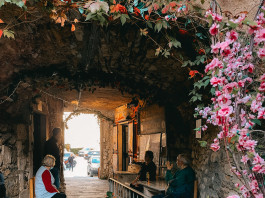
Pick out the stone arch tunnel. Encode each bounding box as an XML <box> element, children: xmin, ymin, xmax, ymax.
<box><xmin>0</xmin><ymin>5</ymin><xmax>239</xmax><ymax>197</ymax></box>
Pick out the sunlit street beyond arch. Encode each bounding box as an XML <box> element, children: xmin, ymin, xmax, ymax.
<box><xmin>65</xmin><ymin>157</ymin><xmax>108</xmax><ymax>198</ymax></box>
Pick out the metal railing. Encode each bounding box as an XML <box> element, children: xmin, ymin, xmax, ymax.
<box><xmin>109</xmin><ymin>178</ymin><xmax>151</xmax><ymax>198</ymax></box>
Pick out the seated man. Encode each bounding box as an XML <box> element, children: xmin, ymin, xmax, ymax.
<box><xmin>153</xmin><ymin>153</ymin><xmax>195</xmax><ymax>198</ymax></box>
<box><xmin>130</xmin><ymin>150</ymin><xmax>157</xmax><ymax>192</ymax></box>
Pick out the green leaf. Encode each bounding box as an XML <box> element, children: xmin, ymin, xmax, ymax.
<box><xmin>162</xmin><ymin>49</ymin><xmax>170</xmax><ymax>58</ymax></box>
<box><xmin>162</xmin><ymin>21</ymin><xmax>168</xmax><ymax>29</ymax></box>
<box><xmin>198</xmin><ymin>140</ymin><xmax>207</xmax><ymax>147</ymax></box>
<box><xmin>251</xmin><ymin>119</ymin><xmax>261</xmax><ymax>126</ymax></box>
<box><xmin>86</xmin><ymin>13</ymin><xmax>94</xmax><ymax>21</ymax></box>
<box><xmin>120</xmin><ymin>14</ymin><xmax>126</xmax><ymax>25</ymax></box>
<box><xmin>207</xmin><ymin>15</ymin><xmax>213</xmax><ymax>27</ymax></box>
<box><xmin>171</xmin><ymin>40</ymin><xmax>181</xmax><ymax>48</ymax></box>
<box><xmin>201</xmin><ymin>0</ymin><xmax>205</xmax><ymax>4</ymax></box>
<box><xmin>146</xmin><ymin>21</ymin><xmax>153</xmax><ymax>29</ymax></box>
<box><xmin>242</xmin><ymin>18</ymin><xmax>257</xmax><ymax>26</ymax></box>
<box><xmin>190</xmin><ymin>96</ymin><xmax>197</xmax><ymax>102</ymax></box>
<box><xmin>3</xmin><ymin>30</ymin><xmax>15</xmax><ymax>39</ymax></box>
<box><xmin>230</xmin><ymin>135</ymin><xmax>239</xmax><ymax>144</ymax></box>
<box><xmin>227</xmin><ymin>21</ymin><xmax>238</xmax><ymax>29</ymax></box>
<box><xmin>154</xmin><ymin>22</ymin><xmax>163</xmax><ymax>32</ymax></box>
<box><xmin>210</xmin><ymin>87</ymin><xmax>215</xmax><ymax>95</ymax></box>
<box><xmin>204</xmin><ymin>79</ymin><xmax>210</xmax><ymax>87</ymax></box>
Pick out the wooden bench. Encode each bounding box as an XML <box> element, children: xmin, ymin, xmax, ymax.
<box><xmin>29</xmin><ymin>177</ymin><xmax>35</xmax><ymax>198</ymax></box>
<box><xmin>194</xmin><ymin>180</ymin><xmax>198</xmax><ymax>198</ymax></box>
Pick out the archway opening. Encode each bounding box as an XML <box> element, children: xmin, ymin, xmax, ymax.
<box><xmin>63</xmin><ymin>113</ymin><xmax>100</xmax><ymax>178</ymax></box>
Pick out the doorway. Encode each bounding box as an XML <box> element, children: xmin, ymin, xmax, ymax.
<box><xmin>33</xmin><ymin>113</ymin><xmax>46</xmax><ymax>175</ymax></box>
<box><xmin>122</xmin><ymin>125</ymin><xmax>128</xmax><ymax>171</ymax></box>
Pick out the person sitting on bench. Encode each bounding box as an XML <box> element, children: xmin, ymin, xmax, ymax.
<box><xmin>35</xmin><ymin>155</ymin><xmax>67</xmax><ymax>198</ymax></box>
<box><xmin>152</xmin><ymin>153</ymin><xmax>195</xmax><ymax>198</ymax></box>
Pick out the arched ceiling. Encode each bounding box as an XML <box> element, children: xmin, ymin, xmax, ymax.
<box><xmin>0</xmin><ymin>5</ymin><xmax>201</xmax><ymax>112</ymax></box>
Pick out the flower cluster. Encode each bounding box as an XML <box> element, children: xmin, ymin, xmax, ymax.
<box><xmin>196</xmin><ymin>7</ymin><xmax>265</xmax><ymax>198</ymax></box>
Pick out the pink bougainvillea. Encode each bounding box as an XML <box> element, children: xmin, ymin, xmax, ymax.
<box><xmin>196</xmin><ymin>5</ymin><xmax>265</xmax><ymax>198</ymax></box>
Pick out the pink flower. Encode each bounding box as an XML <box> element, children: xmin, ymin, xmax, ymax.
<box><xmin>244</xmin><ymin>140</ymin><xmax>257</xmax><ymax>150</ymax></box>
<box><xmin>238</xmin><ymin>80</ymin><xmax>245</xmax><ymax>88</ymax></box>
<box><xmin>219</xmin><ymin>40</ymin><xmax>230</xmax><ymax>51</ymax></box>
<box><xmin>260</xmin><ymin>73</ymin><xmax>265</xmax><ymax>81</ymax></box>
<box><xmin>258</xmin><ymin>108</ymin><xmax>265</xmax><ymax>119</ymax></box>
<box><xmin>211</xmin><ymin>42</ymin><xmax>220</xmax><ymax>53</ymax></box>
<box><xmin>165</xmin><ymin>15</ymin><xmax>170</xmax><ymax>21</ymax></box>
<box><xmin>223</xmin><ymin>82</ymin><xmax>238</xmax><ymax>94</ymax></box>
<box><xmin>209</xmin><ymin>23</ymin><xmax>219</xmax><ymax>36</ymax></box>
<box><xmin>253</xmin><ymin>153</ymin><xmax>265</xmax><ymax>164</ymax></box>
<box><xmin>218</xmin><ymin>106</ymin><xmax>233</xmax><ymax>117</ymax></box>
<box><xmin>210</xmin><ymin>77</ymin><xmax>221</xmax><ymax>87</ymax></box>
<box><xmin>255</xmin><ymin>28</ymin><xmax>265</xmax><ymax>43</ymax></box>
<box><xmin>210</xmin><ymin>142</ymin><xmax>220</xmax><ymax>152</ymax></box>
<box><xmin>227</xmin><ymin>195</ymin><xmax>240</xmax><ymax>198</ymax></box>
<box><xmin>258</xmin><ymin>48</ymin><xmax>265</xmax><ymax>58</ymax></box>
<box><xmin>259</xmin><ymin>82</ymin><xmax>265</xmax><ymax>92</ymax></box>
<box><xmin>226</xmin><ymin>30</ymin><xmax>238</xmax><ymax>41</ymax></box>
<box><xmin>252</xmin><ymin>164</ymin><xmax>263</xmax><ymax>172</ymax></box>
<box><xmin>222</xmin><ymin>47</ymin><xmax>232</xmax><ymax>56</ymax></box>
<box><xmin>205</xmin><ymin>58</ymin><xmax>223</xmax><ymax>72</ymax></box>
<box><xmin>217</xmin><ymin>94</ymin><xmax>231</xmax><ymax>106</ymax></box>
<box><xmin>241</xmin><ymin>155</ymin><xmax>249</xmax><ymax>164</ymax></box>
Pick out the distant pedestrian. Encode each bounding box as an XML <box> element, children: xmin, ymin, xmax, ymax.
<box><xmin>44</xmin><ymin>127</ymin><xmax>62</xmax><ymax>189</ymax></box>
<box><xmin>0</xmin><ymin>170</ymin><xmax>6</xmax><ymax>198</ymax></box>
<box><xmin>68</xmin><ymin>153</ymin><xmax>74</xmax><ymax>172</ymax></box>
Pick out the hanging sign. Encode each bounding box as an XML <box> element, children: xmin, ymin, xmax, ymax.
<box><xmin>140</xmin><ymin>104</ymin><xmax>166</xmax><ymax>135</ymax></box>
<box><xmin>196</xmin><ymin>119</ymin><xmax>202</xmax><ymax>139</ymax></box>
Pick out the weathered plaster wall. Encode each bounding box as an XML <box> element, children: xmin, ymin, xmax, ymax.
<box><xmin>99</xmin><ymin>118</ymin><xmax>114</xmax><ymax>179</ymax></box>
<box><xmin>0</xmin><ymin>87</ymin><xmax>64</xmax><ymax>197</ymax></box>
<box><xmin>194</xmin><ymin>0</ymin><xmax>260</xmax><ymax>18</ymax></box>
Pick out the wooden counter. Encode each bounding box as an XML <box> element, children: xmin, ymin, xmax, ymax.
<box><xmin>113</xmin><ymin>171</ymin><xmax>139</xmax><ymax>183</ymax></box>
<box><xmin>138</xmin><ymin>180</ymin><xmax>167</xmax><ymax>196</ymax></box>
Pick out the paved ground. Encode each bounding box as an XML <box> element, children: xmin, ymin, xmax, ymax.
<box><xmin>64</xmin><ymin>157</ymin><xmax>109</xmax><ymax>198</ymax></box>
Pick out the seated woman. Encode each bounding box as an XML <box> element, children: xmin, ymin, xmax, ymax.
<box><xmin>35</xmin><ymin>155</ymin><xmax>67</xmax><ymax>198</ymax></box>
<box><xmin>153</xmin><ymin>154</ymin><xmax>195</xmax><ymax>198</ymax></box>
<box><xmin>130</xmin><ymin>150</ymin><xmax>157</xmax><ymax>192</ymax></box>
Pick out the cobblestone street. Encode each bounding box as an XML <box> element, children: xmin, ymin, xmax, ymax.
<box><xmin>65</xmin><ymin>157</ymin><xmax>109</xmax><ymax>198</ymax></box>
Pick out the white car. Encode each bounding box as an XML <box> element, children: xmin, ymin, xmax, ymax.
<box><xmin>87</xmin><ymin>156</ymin><xmax>100</xmax><ymax>177</ymax></box>
<box><xmin>78</xmin><ymin>148</ymin><xmax>90</xmax><ymax>157</ymax></box>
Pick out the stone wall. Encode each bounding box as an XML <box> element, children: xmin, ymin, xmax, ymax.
<box><xmin>0</xmin><ymin>86</ymin><xmax>64</xmax><ymax>197</ymax></box>
<box><xmin>99</xmin><ymin>118</ymin><xmax>114</xmax><ymax>179</ymax></box>
<box><xmin>191</xmin><ymin>125</ymin><xmax>240</xmax><ymax>197</ymax></box>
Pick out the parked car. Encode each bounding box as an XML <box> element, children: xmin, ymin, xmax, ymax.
<box><xmin>78</xmin><ymin>148</ymin><xmax>90</xmax><ymax>157</ymax></box>
<box><xmin>87</xmin><ymin>156</ymin><xmax>100</xmax><ymax>177</ymax></box>
<box><xmin>84</xmin><ymin>150</ymin><xmax>100</xmax><ymax>160</ymax></box>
